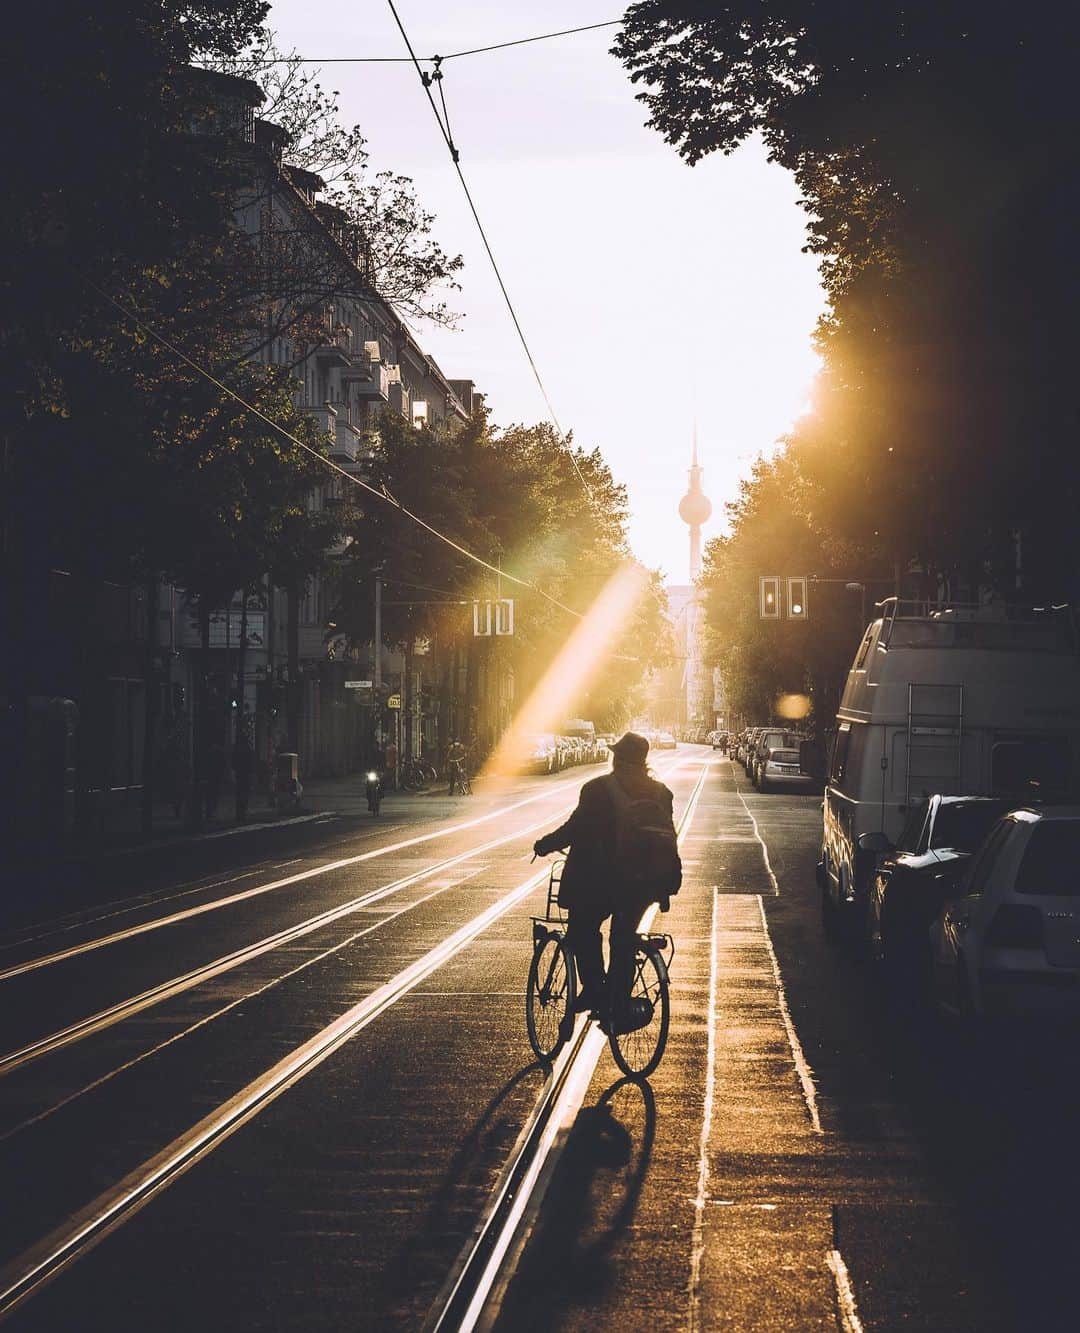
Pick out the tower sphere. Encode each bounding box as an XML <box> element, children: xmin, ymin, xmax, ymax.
<box><xmin>679</xmin><ymin>491</ymin><xmax>713</xmax><ymax>526</ymax></box>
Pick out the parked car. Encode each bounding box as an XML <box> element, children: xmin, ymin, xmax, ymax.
<box><xmin>819</xmin><ymin>598</ymin><xmax>1080</xmax><ymax>941</ymax></box>
<box><xmin>553</xmin><ymin>736</ymin><xmax>575</xmax><ymax>770</ymax></box>
<box><xmin>758</xmin><ymin>747</ymin><xmax>817</xmax><ymax>794</ymax></box>
<box><xmin>506</xmin><ymin>734</ymin><xmax>558</xmax><ymax>775</ymax></box>
<box><xmin>752</xmin><ymin>730</ymin><xmax>802</xmax><ymax>787</ymax></box>
<box><xmin>563</xmin><ymin>719</ymin><xmax>600</xmax><ymax>762</ymax></box>
<box><xmin>929</xmin><ymin>807</ymin><xmax>1080</xmax><ymax>1022</ymax></box>
<box><xmin>866</xmin><ymin>795</ymin><xmax>1016</xmax><ymax>979</ymax></box>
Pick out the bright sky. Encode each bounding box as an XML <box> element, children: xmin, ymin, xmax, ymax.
<box><xmin>268</xmin><ymin>1</ymin><xmax>825</xmax><ymax>579</ymax></box>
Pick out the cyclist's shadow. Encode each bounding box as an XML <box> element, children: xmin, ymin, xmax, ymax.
<box><xmin>494</xmin><ymin>1075</ymin><xmax>657</xmax><ymax>1325</ymax></box>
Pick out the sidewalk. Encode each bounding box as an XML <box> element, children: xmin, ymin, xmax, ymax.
<box><xmin>33</xmin><ymin>771</ymin><xmax>498</xmax><ymax>863</ymax></box>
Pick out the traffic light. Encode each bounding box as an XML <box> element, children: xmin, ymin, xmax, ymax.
<box><xmin>760</xmin><ymin>576</ymin><xmax>780</xmax><ymax>619</ymax></box>
<box><xmin>788</xmin><ymin>577</ymin><xmax>809</xmax><ymax>621</ymax></box>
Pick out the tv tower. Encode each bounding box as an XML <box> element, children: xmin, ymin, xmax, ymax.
<box><xmin>678</xmin><ymin>429</ymin><xmax>712</xmax><ymax>580</ymax></box>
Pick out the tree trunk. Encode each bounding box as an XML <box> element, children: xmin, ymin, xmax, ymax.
<box><xmin>235</xmin><ymin>588</ymin><xmax>250</xmax><ymax>822</ymax></box>
<box><xmin>287</xmin><ymin>582</ymin><xmax>300</xmax><ymax>753</ymax></box>
<box><xmin>140</xmin><ymin>576</ymin><xmax>159</xmax><ymax>835</ymax></box>
<box><xmin>403</xmin><ymin>637</ymin><xmax>414</xmax><ymax>762</ymax></box>
<box><xmin>190</xmin><ymin>598</ymin><xmax>210</xmax><ymax>830</ymax></box>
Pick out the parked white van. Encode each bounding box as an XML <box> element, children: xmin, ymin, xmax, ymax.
<box><xmin>818</xmin><ymin>598</ymin><xmax>1080</xmax><ymax>936</ymax></box>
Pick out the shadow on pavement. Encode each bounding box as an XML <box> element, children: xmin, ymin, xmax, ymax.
<box><xmin>374</xmin><ymin>1060</ymin><xmax>550</xmax><ymax>1323</ymax></box>
<box><xmin>491</xmin><ymin>1076</ymin><xmax>657</xmax><ymax>1330</ymax></box>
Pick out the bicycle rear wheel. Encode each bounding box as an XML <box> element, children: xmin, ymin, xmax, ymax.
<box><xmin>609</xmin><ymin>947</ymin><xmax>669</xmax><ymax>1078</ymax></box>
<box><xmin>526</xmin><ymin>934</ymin><xmax>576</xmax><ymax>1061</ymax></box>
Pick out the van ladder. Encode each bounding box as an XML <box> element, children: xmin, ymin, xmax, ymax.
<box><xmin>906</xmin><ymin>683</ymin><xmax>964</xmax><ymax>805</ymax></box>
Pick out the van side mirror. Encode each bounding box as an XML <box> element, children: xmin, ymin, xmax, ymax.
<box><xmin>857</xmin><ymin>831</ymin><xmax>893</xmax><ymax>855</ymax></box>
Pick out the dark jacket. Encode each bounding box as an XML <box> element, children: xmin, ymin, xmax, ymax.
<box><xmin>535</xmin><ymin>769</ymin><xmax>679</xmax><ymax>911</ymax></box>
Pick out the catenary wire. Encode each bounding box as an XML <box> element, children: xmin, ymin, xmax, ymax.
<box><xmin>84</xmin><ymin>278</ymin><xmax>588</xmax><ymax>621</ymax></box>
<box><xmin>384</xmin><ymin>0</ymin><xmax>596</xmax><ymax>505</ymax></box>
<box><xmin>267</xmin><ymin>20</ymin><xmax>622</xmax><ymax>64</ymax></box>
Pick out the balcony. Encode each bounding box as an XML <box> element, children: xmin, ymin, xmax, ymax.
<box><xmin>342</xmin><ymin>354</ymin><xmax>391</xmax><ymax>401</ymax></box>
<box><xmin>330</xmin><ymin>415</ymin><xmax>363</xmax><ymax>463</ymax></box>
<box><xmin>313</xmin><ymin>326</ymin><xmax>353</xmax><ymax>367</ymax></box>
<box><xmin>388</xmin><ymin>379</ymin><xmax>411</xmax><ymax>419</ymax></box>
<box><xmin>305</xmin><ymin>404</ymin><xmax>337</xmax><ymax>439</ymax></box>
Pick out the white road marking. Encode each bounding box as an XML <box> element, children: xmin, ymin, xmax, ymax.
<box><xmin>687</xmin><ymin>884</ymin><xmax>720</xmax><ymax>1333</ymax></box>
<box><xmin>733</xmin><ymin>784</ymin><xmax>781</xmax><ymax>895</ymax></box>
<box><xmin>757</xmin><ymin>894</ymin><xmax>823</xmax><ymax>1134</ymax></box>
<box><xmin>827</xmin><ymin>1248</ymin><xmax>865</xmax><ymax>1333</ymax></box>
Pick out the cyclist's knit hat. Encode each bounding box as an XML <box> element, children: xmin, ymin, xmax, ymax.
<box><xmin>611</xmin><ymin>731</ymin><xmax>649</xmax><ymax>766</ymax></box>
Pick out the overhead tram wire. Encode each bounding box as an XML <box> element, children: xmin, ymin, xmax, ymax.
<box><xmin>384</xmin><ymin>0</ymin><xmax>597</xmax><ymax>508</ymax></box>
<box><xmin>271</xmin><ymin>20</ymin><xmax>622</xmax><ymax>64</ymax></box>
<box><xmin>83</xmin><ymin>279</ymin><xmax>587</xmax><ymax>623</ymax></box>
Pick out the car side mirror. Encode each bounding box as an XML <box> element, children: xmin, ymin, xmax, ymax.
<box><xmin>857</xmin><ymin>831</ymin><xmax>893</xmax><ymax>855</ymax></box>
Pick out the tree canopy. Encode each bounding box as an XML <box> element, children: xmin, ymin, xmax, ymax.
<box><xmin>616</xmin><ymin>2</ymin><xmax>1080</xmax><ymax>596</ymax></box>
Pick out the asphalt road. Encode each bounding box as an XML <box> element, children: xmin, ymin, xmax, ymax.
<box><xmin>1</xmin><ymin>748</ymin><xmax>1077</xmax><ymax>1330</ymax></box>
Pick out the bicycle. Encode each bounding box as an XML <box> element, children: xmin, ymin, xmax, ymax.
<box><xmin>447</xmin><ymin>760</ymin><xmax>472</xmax><ymax>796</ymax></box>
<box><xmin>400</xmin><ymin>758</ymin><xmax>430</xmax><ymax>793</ymax></box>
<box><xmin>525</xmin><ymin>860</ymin><xmax>673</xmax><ymax>1077</ymax></box>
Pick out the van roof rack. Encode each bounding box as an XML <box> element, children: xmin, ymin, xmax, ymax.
<box><xmin>873</xmin><ymin>597</ymin><xmax>1076</xmax><ymax>651</ymax></box>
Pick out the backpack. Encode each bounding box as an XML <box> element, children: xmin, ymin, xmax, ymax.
<box><xmin>605</xmin><ymin>775</ymin><xmax>682</xmax><ymax>896</ymax></box>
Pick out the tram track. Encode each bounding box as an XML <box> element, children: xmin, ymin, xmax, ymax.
<box><xmin>0</xmin><ymin>771</ymin><xmax>611</xmax><ymax>982</ymax></box>
<box><xmin>426</xmin><ymin>761</ymin><xmax>711</xmax><ymax>1332</ymax></box>
<box><xmin>1</xmin><ymin>758</ymin><xmax>689</xmax><ymax>1081</ymax></box>
<box><xmin>0</xmin><ymin>757</ymin><xmax>702</xmax><ymax>1324</ymax></box>
<box><xmin>0</xmin><ymin>806</ymin><xmax>571</xmax><ymax>1077</ymax></box>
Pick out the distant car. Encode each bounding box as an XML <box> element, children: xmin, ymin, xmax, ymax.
<box><xmin>867</xmin><ymin>795</ymin><xmax>1016</xmax><ymax>979</ymax></box>
<box><xmin>509</xmin><ymin>735</ymin><xmax>558</xmax><ymax>775</ymax></box>
<box><xmin>758</xmin><ymin>748</ymin><xmax>817</xmax><ymax>794</ymax></box>
<box><xmin>652</xmin><ymin>731</ymin><xmax>677</xmax><ymax>750</ymax></box>
<box><xmin>929</xmin><ymin>806</ymin><xmax>1080</xmax><ymax>1022</ymax></box>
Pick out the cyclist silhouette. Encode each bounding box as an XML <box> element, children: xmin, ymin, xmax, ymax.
<box><xmin>533</xmin><ymin>732</ymin><xmax>681</xmax><ymax>1027</ymax></box>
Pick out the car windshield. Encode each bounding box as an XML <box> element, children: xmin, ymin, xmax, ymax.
<box><xmin>930</xmin><ymin>801</ymin><xmax>1012</xmax><ymax>852</ymax></box>
<box><xmin>1015</xmin><ymin>823</ymin><xmax>1080</xmax><ymax>895</ymax></box>
<box><xmin>771</xmin><ymin>750</ymin><xmax>800</xmax><ymax>763</ymax></box>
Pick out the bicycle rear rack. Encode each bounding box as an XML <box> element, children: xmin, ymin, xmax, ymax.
<box><xmin>640</xmin><ymin>932</ymin><xmax>674</xmax><ymax>968</ymax></box>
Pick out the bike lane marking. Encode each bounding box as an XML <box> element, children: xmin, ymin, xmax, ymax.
<box><xmin>690</xmin><ymin>762</ymin><xmax>864</xmax><ymax>1333</ymax></box>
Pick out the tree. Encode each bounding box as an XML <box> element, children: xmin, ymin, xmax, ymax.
<box><xmin>614</xmin><ymin>3</ymin><xmax>1080</xmax><ymax>598</ymax></box>
<box><xmin>204</xmin><ymin>28</ymin><xmax>464</xmax><ymax>329</ymax></box>
<box><xmin>699</xmin><ymin>453</ymin><xmax>870</xmax><ymax>736</ymax></box>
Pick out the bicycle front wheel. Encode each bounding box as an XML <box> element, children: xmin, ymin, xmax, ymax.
<box><xmin>526</xmin><ymin>934</ymin><xmax>576</xmax><ymax>1061</ymax></box>
<box><xmin>609</xmin><ymin>947</ymin><xmax>670</xmax><ymax>1078</ymax></box>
